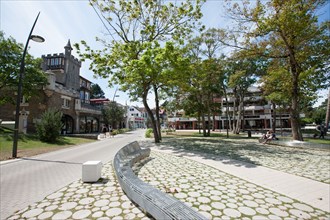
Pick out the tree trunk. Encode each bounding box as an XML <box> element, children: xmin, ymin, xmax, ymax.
<box><xmin>232</xmin><ymin>90</ymin><xmax>237</xmax><ymax>134</ymax></box>
<box><xmin>221</xmin><ymin>84</ymin><xmax>230</xmax><ymax>138</ymax></box>
<box><xmin>235</xmin><ymin>100</ymin><xmax>242</xmax><ymax>134</ymax></box>
<box><xmin>290</xmin><ymin>70</ymin><xmax>303</xmax><ymax>141</ymax></box>
<box><xmin>271</xmin><ymin>102</ymin><xmax>277</xmax><ymax>133</ymax></box>
<box><xmin>325</xmin><ymin>88</ymin><xmax>330</xmax><ymax>132</ymax></box>
<box><xmin>142</xmin><ymin>92</ymin><xmax>160</xmax><ymax>143</ymax></box>
<box><xmin>153</xmin><ymin>84</ymin><xmax>161</xmax><ymax>141</ymax></box>
<box><xmin>207</xmin><ymin>95</ymin><xmax>211</xmax><ymax>136</ymax></box>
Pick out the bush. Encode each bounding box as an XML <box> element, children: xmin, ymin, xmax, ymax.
<box><xmin>145</xmin><ymin>128</ymin><xmax>153</xmax><ymax>138</ymax></box>
<box><xmin>36</xmin><ymin>109</ymin><xmax>63</xmax><ymax>143</ymax></box>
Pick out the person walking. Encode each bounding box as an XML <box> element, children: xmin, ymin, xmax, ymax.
<box><xmin>317</xmin><ymin>124</ymin><xmax>325</xmax><ymax>139</ymax></box>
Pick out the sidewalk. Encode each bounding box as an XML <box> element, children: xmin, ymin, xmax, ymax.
<box><xmin>6</xmin><ymin>141</ymin><xmax>329</xmax><ymax>219</ymax></box>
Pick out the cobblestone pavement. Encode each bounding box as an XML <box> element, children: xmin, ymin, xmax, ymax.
<box><xmin>151</xmin><ymin>137</ymin><xmax>330</xmax><ymax>184</ymax></box>
<box><xmin>8</xmin><ymin>150</ymin><xmax>330</xmax><ymax>220</ymax></box>
<box><xmin>134</xmin><ymin>151</ymin><xmax>329</xmax><ymax>219</ymax></box>
<box><xmin>7</xmin><ymin>162</ymin><xmax>151</xmax><ymax>220</ymax></box>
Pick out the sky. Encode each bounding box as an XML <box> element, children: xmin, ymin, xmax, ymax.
<box><xmin>1</xmin><ymin>0</ymin><xmax>329</xmax><ymax>108</ymax></box>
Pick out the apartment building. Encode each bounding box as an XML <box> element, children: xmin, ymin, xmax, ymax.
<box><xmin>167</xmin><ymin>86</ymin><xmax>292</xmax><ymax>130</ymax></box>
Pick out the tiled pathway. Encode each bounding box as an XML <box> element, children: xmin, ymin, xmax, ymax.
<box><xmin>8</xmin><ymin>162</ymin><xmax>150</xmax><ymax>220</ymax></box>
<box><xmin>134</xmin><ymin>151</ymin><xmax>329</xmax><ymax>220</ymax></box>
<box><xmin>8</xmin><ymin>150</ymin><xmax>329</xmax><ymax>220</ymax></box>
<box><xmin>151</xmin><ymin>137</ymin><xmax>330</xmax><ymax>184</ymax></box>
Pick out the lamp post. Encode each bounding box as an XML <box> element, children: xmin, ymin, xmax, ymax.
<box><xmin>12</xmin><ymin>12</ymin><xmax>44</xmax><ymax>158</ymax></box>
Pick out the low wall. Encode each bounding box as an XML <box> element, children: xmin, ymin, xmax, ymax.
<box><xmin>113</xmin><ymin>141</ymin><xmax>205</xmax><ymax>220</ymax></box>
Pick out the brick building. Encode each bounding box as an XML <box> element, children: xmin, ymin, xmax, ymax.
<box><xmin>0</xmin><ymin>40</ymin><xmax>102</xmax><ymax>134</ymax></box>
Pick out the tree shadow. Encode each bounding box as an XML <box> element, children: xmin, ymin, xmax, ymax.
<box><xmin>140</xmin><ymin>136</ymin><xmax>323</xmax><ymax>169</ymax></box>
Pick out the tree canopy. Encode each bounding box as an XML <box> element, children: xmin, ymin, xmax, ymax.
<box><xmin>224</xmin><ymin>0</ymin><xmax>330</xmax><ymax>140</ymax></box>
<box><xmin>0</xmin><ymin>31</ymin><xmax>48</xmax><ymax>105</ymax></box>
<box><xmin>75</xmin><ymin>0</ymin><xmax>204</xmax><ymax>142</ymax></box>
<box><xmin>90</xmin><ymin>83</ymin><xmax>105</xmax><ymax>99</ymax></box>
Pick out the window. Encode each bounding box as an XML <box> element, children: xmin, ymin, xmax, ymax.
<box><xmin>61</xmin><ymin>96</ymin><xmax>71</xmax><ymax>109</ymax></box>
<box><xmin>62</xmin><ymin>98</ymin><xmax>70</xmax><ymax>108</ymax></box>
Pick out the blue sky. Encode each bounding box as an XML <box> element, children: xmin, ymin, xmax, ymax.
<box><xmin>1</xmin><ymin>0</ymin><xmax>329</xmax><ymax>108</ymax></box>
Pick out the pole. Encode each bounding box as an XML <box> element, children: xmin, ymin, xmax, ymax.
<box><xmin>12</xmin><ymin>12</ymin><xmax>41</xmax><ymax>158</ymax></box>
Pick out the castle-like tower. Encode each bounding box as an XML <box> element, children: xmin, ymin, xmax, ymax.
<box><xmin>41</xmin><ymin>40</ymin><xmax>81</xmax><ymax>91</ymax></box>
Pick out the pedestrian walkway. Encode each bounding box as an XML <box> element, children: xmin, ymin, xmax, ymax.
<box><xmin>6</xmin><ymin>140</ymin><xmax>329</xmax><ymax>219</ymax></box>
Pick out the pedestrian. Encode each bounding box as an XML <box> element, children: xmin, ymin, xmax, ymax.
<box><xmin>316</xmin><ymin>124</ymin><xmax>325</xmax><ymax>139</ymax></box>
<box><xmin>108</xmin><ymin>125</ymin><xmax>113</xmax><ymax>137</ymax></box>
<box><xmin>102</xmin><ymin>125</ymin><xmax>107</xmax><ymax>138</ymax></box>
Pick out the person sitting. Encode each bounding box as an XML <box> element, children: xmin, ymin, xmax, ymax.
<box><xmin>260</xmin><ymin>130</ymin><xmax>277</xmax><ymax>144</ymax></box>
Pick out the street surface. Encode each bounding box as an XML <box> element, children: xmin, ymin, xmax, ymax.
<box><xmin>0</xmin><ymin>129</ymin><xmax>145</xmax><ymax>220</ymax></box>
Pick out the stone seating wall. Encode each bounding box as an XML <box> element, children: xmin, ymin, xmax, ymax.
<box><xmin>113</xmin><ymin>141</ymin><xmax>205</xmax><ymax>220</ymax></box>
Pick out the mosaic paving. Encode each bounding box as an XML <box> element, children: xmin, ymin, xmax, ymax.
<box><xmin>8</xmin><ymin>162</ymin><xmax>151</xmax><ymax>220</ymax></box>
<box><xmin>7</xmin><ymin>146</ymin><xmax>330</xmax><ymax>220</ymax></box>
<box><xmin>148</xmin><ymin>137</ymin><xmax>330</xmax><ymax>184</ymax></box>
<box><xmin>133</xmin><ymin>151</ymin><xmax>329</xmax><ymax>220</ymax></box>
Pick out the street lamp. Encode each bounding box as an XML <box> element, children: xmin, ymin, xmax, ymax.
<box><xmin>12</xmin><ymin>12</ymin><xmax>44</xmax><ymax>158</ymax></box>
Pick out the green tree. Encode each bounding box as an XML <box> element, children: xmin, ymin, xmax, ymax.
<box><xmin>0</xmin><ymin>31</ymin><xmax>48</xmax><ymax>105</ymax></box>
<box><xmin>225</xmin><ymin>0</ymin><xmax>330</xmax><ymax>140</ymax></box>
<box><xmin>90</xmin><ymin>83</ymin><xmax>105</xmax><ymax>99</ymax></box>
<box><xmin>102</xmin><ymin>101</ymin><xmax>125</xmax><ymax>129</ymax></box>
<box><xmin>36</xmin><ymin>109</ymin><xmax>63</xmax><ymax>143</ymax></box>
<box><xmin>75</xmin><ymin>0</ymin><xmax>203</xmax><ymax>143</ymax></box>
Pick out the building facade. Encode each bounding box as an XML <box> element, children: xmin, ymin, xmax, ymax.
<box><xmin>167</xmin><ymin>86</ymin><xmax>293</xmax><ymax>131</ymax></box>
<box><xmin>0</xmin><ymin>40</ymin><xmax>102</xmax><ymax>134</ymax></box>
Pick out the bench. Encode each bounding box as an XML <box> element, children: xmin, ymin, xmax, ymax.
<box><xmin>113</xmin><ymin>141</ymin><xmax>205</xmax><ymax>220</ymax></box>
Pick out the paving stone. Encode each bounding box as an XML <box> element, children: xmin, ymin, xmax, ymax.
<box><xmin>37</xmin><ymin>202</ymin><xmax>51</xmax><ymax>208</ymax></box>
<box><xmin>226</xmin><ymin>202</ymin><xmax>238</xmax><ymax>209</ymax></box>
<box><xmin>188</xmin><ymin>191</ymin><xmax>201</xmax><ymax>197</ymax></box>
<box><xmin>21</xmin><ymin>208</ymin><xmax>43</xmax><ymax>218</ymax></box>
<box><xmin>175</xmin><ymin>192</ymin><xmax>187</xmax><ymax>199</ymax></box>
<box><xmin>210</xmin><ymin>210</ymin><xmax>222</xmax><ymax>216</ymax></box>
<box><xmin>89</xmin><ymin>189</ymin><xmax>102</xmax><ymax>196</ymax></box>
<box><xmin>197</xmin><ymin>196</ymin><xmax>210</xmax><ymax>203</ymax></box>
<box><xmin>106</xmin><ymin>208</ymin><xmax>122</xmax><ymax>217</ymax></box>
<box><xmin>292</xmin><ymin>203</ymin><xmax>314</xmax><ymax>212</ymax></box>
<box><xmin>239</xmin><ymin>206</ymin><xmax>257</xmax><ymax>216</ymax></box>
<box><xmin>122</xmin><ymin>201</ymin><xmax>134</xmax><ymax>209</ymax></box>
<box><xmin>52</xmin><ymin>211</ymin><xmax>72</xmax><ymax>219</ymax></box>
<box><xmin>109</xmin><ymin>201</ymin><xmax>121</xmax><ymax>207</ymax></box>
<box><xmin>92</xmin><ymin>211</ymin><xmax>104</xmax><ymax>218</ymax></box>
<box><xmin>72</xmin><ymin>210</ymin><xmax>91</xmax><ymax>219</ymax></box>
<box><xmin>211</xmin><ymin>202</ymin><xmax>226</xmax><ymax>209</ymax></box>
<box><xmin>289</xmin><ymin>209</ymin><xmax>312</xmax><ymax>219</ymax></box>
<box><xmin>199</xmin><ymin>204</ymin><xmax>211</xmax><ymax>211</ymax></box>
<box><xmin>78</xmin><ymin>197</ymin><xmax>95</xmax><ymax>205</ymax></box>
<box><xmin>243</xmin><ymin>200</ymin><xmax>259</xmax><ymax>208</ymax></box>
<box><xmin>45</xmin><ymin>205</ymin><xmax>58</xmax><ymax>211</ymax></box>
<box><xmin>59</xmin><ymin>202</ymin><xmax>77</xmax><ymax>210</ymax></box>
<box><xmin>269</xmin><ymin>207</ymin><xmax>289</xmax><ymax>217</ymax></box>
<box><xmin>223</xmin><ymin>208</ymin><xmax>241</xmax><ymax>218</ymax></box>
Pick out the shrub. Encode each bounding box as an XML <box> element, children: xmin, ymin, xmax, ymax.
<box><xmin>145</xmin><ymin>128</ymin><xmax>153</xmax><ymax>138</ymax></box>
<box><xmin>36</xmin><ymin>109</ymin><xmax>63</xmax><ymax>143</ymax></box>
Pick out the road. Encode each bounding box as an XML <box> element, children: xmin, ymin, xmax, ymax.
<box><xmin>0</xmin><ymin>129</ymin><xmax>145</xmax><ymax>220</ymax></box>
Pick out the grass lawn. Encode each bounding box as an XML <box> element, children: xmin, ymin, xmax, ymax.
<box><xmin>0</xmin><ymin>128</ymin><xmax>96</xmax><ymax>161</ymax></box>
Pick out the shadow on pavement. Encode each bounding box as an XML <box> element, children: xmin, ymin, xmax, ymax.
<box><xmin>21</xmin><ymin>157</ymin><xmax>82</xmax><ymax>165</ymax></box>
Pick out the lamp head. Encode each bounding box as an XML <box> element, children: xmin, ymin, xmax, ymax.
<box><xmin>30</xmin><ymin>35</ymin><xmax>45</xmax><ymax>43</ymax></box>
